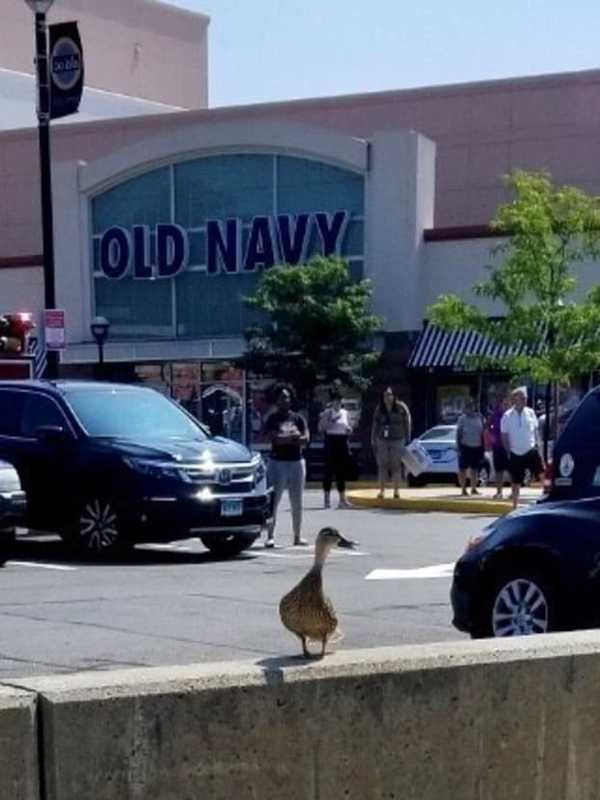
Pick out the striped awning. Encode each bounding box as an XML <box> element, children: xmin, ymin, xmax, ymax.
<box><xmin>408</xmin><ymin>322</ymin><xmax>536</xmax><ymax>369</ymax></box>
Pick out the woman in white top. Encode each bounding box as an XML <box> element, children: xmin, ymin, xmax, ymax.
<box><xmin>318</xmin><ymin>388</ymin><xmax>353</xmax><ymax>508</ymax></box>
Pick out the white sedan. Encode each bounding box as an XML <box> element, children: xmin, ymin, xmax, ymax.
<box><xmin>407</xmin><ymin>425</ymin><xmax>493</xmax><ymax>488</ymax></box>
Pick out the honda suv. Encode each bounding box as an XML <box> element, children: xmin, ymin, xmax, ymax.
<box><xmin>0</xmin><ymin>381</ymin><xmax>272</xmax><ymax>558</ymax></box>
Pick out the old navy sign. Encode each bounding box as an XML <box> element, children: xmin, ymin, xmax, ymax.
<box><xmin>99</xmin><ymin>211</ymin><xmax>349</xmax><ymax>280</ymax></box>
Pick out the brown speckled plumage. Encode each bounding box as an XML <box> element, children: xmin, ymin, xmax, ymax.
<box><xmin>279</xmin><ymin>527</ymin><xmax>353</xmax><ymax>658</ymax></box>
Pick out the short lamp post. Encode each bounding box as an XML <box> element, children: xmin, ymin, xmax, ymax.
<box><xmin>90</xmin><ymin>316</ymin><xmax>110</xmax><ymax>378</ymax></box>
<box><xmin>24</xmin><ymin>0</ymin><xmax>58</xmax><ymax>379</ymax></box>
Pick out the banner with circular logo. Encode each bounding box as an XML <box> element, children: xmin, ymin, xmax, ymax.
<box><xmin>49</xmin><ymin>22</ymin><xmax>84</xmax><ymax>120</ymax></box>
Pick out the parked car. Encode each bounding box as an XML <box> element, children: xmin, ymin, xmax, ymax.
<box><xmin>545</xmin><ymin>386</ymin><xmax>600</xmax><ymax>502</ymax></box>
<box><xmin>0</xmin><ymin>459</ymin><xmax>26</xmax><ymax>566</ymax></box>
<box><xmin>407</xmin><ymin>425</ymin><xmax>492</xmax><ymax>487</ymax></box>
<box><xmin>0</xmin><ymin>381</ymin><xmax>272</xmax><ymax>558</ymax></box>
<box><xmin>451</xmin><ymin>496</ymin><xmax>600</xmax><ymax>638</ymax></box>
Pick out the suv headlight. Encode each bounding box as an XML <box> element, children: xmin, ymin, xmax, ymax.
<box><xmin>123</xmin><ymin>457</ymin><xmax>190</xmax><ymax>482</ymax></box>
<box><xmin>465</xmin><ymin>522</ymin><xmax>496</xmax><ymax>552</ymax></box>
<box><xmin>255</xmin><ymin>457</ymin><xmax>266</xmax><ymax>484</ymax></box>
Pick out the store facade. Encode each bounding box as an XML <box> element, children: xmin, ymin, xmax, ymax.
<box><xmin>44</xmin><ymin>121</ymin><xmax>433</xmax><ymax>446</ymax></box>
<box><xmin>5</xmin><ymin>68</ymin><xmax>600</xmax><ymax>444</ymax></box>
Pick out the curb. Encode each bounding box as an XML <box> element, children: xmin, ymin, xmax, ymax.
<box><xmin>347</xmin><ymin>490</ymin><xmax>512</xmax><ymax>515</ymax></box>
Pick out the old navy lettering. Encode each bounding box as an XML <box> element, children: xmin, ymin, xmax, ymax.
<box><xmin>99</xmin><ymin>211</ymin><xmax>350</xmax><ymax>279</ymax></box>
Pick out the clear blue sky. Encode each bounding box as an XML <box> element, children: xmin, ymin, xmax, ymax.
<box><xmin>168</xmin><ymin>0</ymin><xmax>600</xmax><ymax>108</ymax></box>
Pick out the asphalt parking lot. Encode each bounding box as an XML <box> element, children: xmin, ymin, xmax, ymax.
<box><xmin>0</xmin><ymin>490</ymin><xmax>496</xmax><ymax>680</ymax></box>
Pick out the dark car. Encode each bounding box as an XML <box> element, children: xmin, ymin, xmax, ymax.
<box><xmin>0</xmin><ymin>459</ymin><xmax>26</xmax><ymax>566</ymax></box>
<box><xmin>545</xmin><ymin>386</ymin><xmax>600</xmax><ymax>502</ymax></box>
<box><xmin>451</xmin><ymin>496</ymin><xmax>600</xmax><ymax>638</ymax></box>
<box><xmin>0</xmin><ymin>381</ymin><xmax>272</xmax><ymax>558</ymax></box>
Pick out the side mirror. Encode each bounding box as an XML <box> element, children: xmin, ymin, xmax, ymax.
<box><xmin>35</xmin><ymin>425</ymin><xmax>73</xmax><ymax>446</ymax></box>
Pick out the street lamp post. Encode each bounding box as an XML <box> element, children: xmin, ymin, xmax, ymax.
<box><xmin>25</xmin><ymin>0</ymin><xmax>58</xmax><ymax>379</ymax></box>
<box><xmin>90</xmin><ymin>317</ymin><xmax>110</xmax><ymax>378</ymax></box>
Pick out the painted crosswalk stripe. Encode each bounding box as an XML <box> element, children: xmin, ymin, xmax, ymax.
<box><xmin>258</xmin><ymin>548</ymin><xmax>368</xmax><ymax>558</ymax></box>
<box><xmin>365</xmin><ymin>563</ymin><xmax>455</xmax><ymax>580</ymax></box>
<box><xmin>7</xmin><ymin>561</ymin><xmax>78</xmax><ymax>571</ymax></box>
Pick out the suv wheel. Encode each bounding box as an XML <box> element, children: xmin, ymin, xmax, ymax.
<box><xmin>200</xmin><ymin>533</ymin><xmax>256</xmax><ymax>558</ymax></box>
<box><xmin>65</xmin><ymin>499</ymin><xmax>124</xmax><ymax>555</ymax></box>
<box><xmin>474</xmin><ymin>570</ymin><xmax>555</xmax><ymax>638</ymax></box>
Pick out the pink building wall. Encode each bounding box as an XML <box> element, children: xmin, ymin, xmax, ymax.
<box><xmin>3</xmin><ymin>67</ymin><xmax>600</xmax><ymax>259</ymax></box>
<box><xmin>2</xmin><ymin>0</ymin><xmax>209</xmax><ymax>110</ymax></box>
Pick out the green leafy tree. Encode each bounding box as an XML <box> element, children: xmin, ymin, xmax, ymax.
<box><xmin>428</xmin><ymin>171</ymin><xmax>600</xmax><ymax>447</ymax></box>
<box><xmin>244</xmin><ymin>256</ymin><xmax>381</xmax><ymax>403</ymax></box>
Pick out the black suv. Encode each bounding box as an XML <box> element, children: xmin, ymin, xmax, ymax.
<box><xmin>0</xmin><ymin>381</ymin><xmax>272</xmax><ymax>558</ymax></box>
<box><xmin>546</xmin><ymin>386</ymin><xmax>600</xmax><ymax>502</ymax></box>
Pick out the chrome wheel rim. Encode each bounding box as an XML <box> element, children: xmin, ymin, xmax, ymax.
<box><xmin>79</xmin><ymin>500</ymin><xmax>119</xmax><ymax>551</ymax></box>
<box><xmin>492</xmin><ymin>578</ymin><xmax>549</xmax><ymax>636</ymax></box>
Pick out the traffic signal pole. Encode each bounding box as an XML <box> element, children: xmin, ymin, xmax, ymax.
<box><xmin>34</xmin><ymin>10</ymin><xmax>59</xmax><ymax>379</ymax></box>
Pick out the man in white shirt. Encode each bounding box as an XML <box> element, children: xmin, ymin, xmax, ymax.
<box><xmin>501</xmin><ymin>387</ymin><xmax>545</xmax><ymax>509</ymax></box>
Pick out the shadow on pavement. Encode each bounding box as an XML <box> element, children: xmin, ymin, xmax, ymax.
<box><xmin>255</xmin><ymin>654</ymin><xmax>318</xmax><ymax>685</ymax></box>
<box><xmin>5</xmin><ymin>534</ymin><xmax>260</xmax><ymax>568</ymax></box>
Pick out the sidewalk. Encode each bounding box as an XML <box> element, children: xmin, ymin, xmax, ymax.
<box><xmin>345</xmin><ymin>484</ymin><xmax>543</xmax><ymax>514</ymax></box>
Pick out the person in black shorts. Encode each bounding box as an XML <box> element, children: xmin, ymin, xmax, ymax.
<box><xmin>501</xmin><ymin>388</ymin><xmax>545</xmax><ymax>509</ymax></box>
<box><xmin>456</xmin><ymin>399</ymin><xmax>485</xmax><ymax>496</ymax></box>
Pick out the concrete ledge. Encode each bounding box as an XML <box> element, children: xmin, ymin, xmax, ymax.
<box><xmin>0</xmin><ymin>686</ymin><xmax>39</xmax><ymax>800</ymax></box>
<box><xmin>13</xmin><ymin>633</ymin><xmax>600</xmax><ymax>799</ymax></box>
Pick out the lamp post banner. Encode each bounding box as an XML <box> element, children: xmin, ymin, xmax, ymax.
<box><xmin>49</xmin><ymin>21</ymin><xmax>84</xmax><ymax>119</ymax></box>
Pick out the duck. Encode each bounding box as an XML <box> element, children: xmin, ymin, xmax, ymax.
<box><xmin>279</xmin><ymin>527</ymin><xmax>356</xmax><ymax>658</ymax></box>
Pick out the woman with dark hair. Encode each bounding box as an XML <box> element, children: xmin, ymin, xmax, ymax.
<box><xmin>318</xmin><ymin>387</ymin><xmax>353</xmax><ymax>509</ymax></box>
<box><xmin>370</xmin><ymin>387</ymin><xmax>412</xmax><ymax>499</ymax></box>
<box><xmin>263</xmin><ymin>384</ymin><xmax>309</xmax><ymax>547</ymax></box>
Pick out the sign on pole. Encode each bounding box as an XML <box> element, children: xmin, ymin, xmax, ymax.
<box><xmin>49</xmin><ymin>22</ymin><xmax>84</xmax><ymax>120</ymax></box>
<box><xmin>44</xmin><ymin>309</ymin><xmax>66</xmax><ymax>351</ymax></box>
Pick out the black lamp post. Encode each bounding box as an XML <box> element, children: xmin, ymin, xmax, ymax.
<box><xmin>25</xmin><ymin>0</ymin><xmax>58</xmax><ymax>379</ymax></box>
<box><xmin>90</xmin><ymin>316</ymin><xmax>110</xmax><ymax>378</ymax></box>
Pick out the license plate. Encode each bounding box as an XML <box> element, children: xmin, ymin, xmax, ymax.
<box><xmin>221</xmin><ymin>498</ymin><xmax>243</xmax><ymax>517</ymax></box>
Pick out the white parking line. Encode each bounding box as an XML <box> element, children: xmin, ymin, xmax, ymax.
<box><xmin>7</xmin><ymin>561</ymin><xmax>78</xmax><ymax>572</ymax></box>
<box><xmin>257</xmin><ymin>548</ymin><xmax>368</xmax><ymax>558</ymax></box>
<box><xmin>365</xmin><ymin>563</ymin><xmax>455</xmax><ymax>580</ymax></box>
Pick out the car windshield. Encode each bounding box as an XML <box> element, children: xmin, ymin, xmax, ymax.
<box><xmin>66</xmin><ymin>387</ymin><xmax>208</xmax><ymax>440</ymax></box>
<box><xmin>420</xmin><ymin>426</ymin><xmax>456</xmax><ymax>442</ymax></box>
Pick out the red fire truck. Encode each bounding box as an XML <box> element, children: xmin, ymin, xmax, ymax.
<box><xmin>0</xmin><ymin>313</ymin><xmax>37</xmax><ymax>379</ymax></box>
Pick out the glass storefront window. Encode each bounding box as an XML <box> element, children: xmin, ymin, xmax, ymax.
<box><xmin>91</xmin><ymin>153</ymin><xmax>365</xmax><ymax>339</ymax></box>
<box><xmin>94</xmin><ymin>278</ymin><xmax>173</xmax><ymax>338</ymax></box>
<box><xmin>174</xmin><ymin>154</ymin><xmax>273</xmax><ymax>227</ymax></box>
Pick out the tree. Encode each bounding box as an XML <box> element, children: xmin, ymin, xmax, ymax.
<box><xmin>428</xmin><ymin>171</ymin><xmax>600</xmax><ymax>453</ymax></box>
<box><xmin>244</xmin><ymin>256</ymin><xmax>381</xmax><ymax>403</ymax></box>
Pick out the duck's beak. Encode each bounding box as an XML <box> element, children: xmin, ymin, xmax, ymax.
<box><xmin>337</xmin><ymin>535</ymin><xmax>356</xmax><ymax>549</ymax></box>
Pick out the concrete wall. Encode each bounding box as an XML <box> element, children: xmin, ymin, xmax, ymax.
<box><xmin>2</xmin><ymin>0</ymin><xmax>209</xmax><ymax>109</ymax></box>
<box><xmin>6</xmin><ymin>635</ymin><xmax>600</xmax><ymax>799</ymax></box>
<box><xmin>0</xmin><ymin>686</ymin><xmax>38</xmax><ymax>800</ymax></box>
<box><xmin>421</xmin><ymin>238</ymin><xmax>600</xmax><ymax>321</ymax></box>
